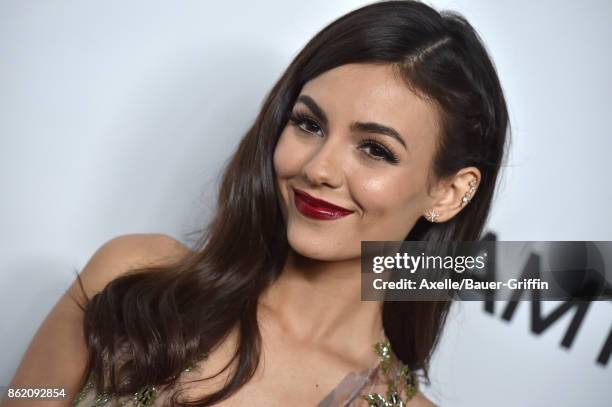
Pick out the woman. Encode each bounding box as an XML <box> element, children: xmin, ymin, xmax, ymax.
<box><xmin>5</xmin><ymin>0</ymin><xmax>509</xmax><ymax>406</ymax></box>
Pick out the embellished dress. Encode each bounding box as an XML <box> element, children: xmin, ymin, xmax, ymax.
<box><xmin>71</xmin><ymin>338</ymin><xmax>419</xmax><ymax>407</ymax></box>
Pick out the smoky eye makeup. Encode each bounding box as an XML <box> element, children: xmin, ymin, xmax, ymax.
<box><xmin>288</xmin><ymin>110</ymin><xmax>324</xmax><ymax>136</ymax></box>
<box><xmin>357</xmin><ymin>137</ymin><xmax>400</xmax><ymax>164</ymax></box>
<box><xmin>287</xmin><ymin>108</ymin><xmax>401</xmax><ymax>165</ymax></box>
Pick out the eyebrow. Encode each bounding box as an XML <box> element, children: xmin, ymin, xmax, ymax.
<box><xmin>295</xmin><ymin>94</ymin><xmax>408</xmax><ymax>150</ymax></box>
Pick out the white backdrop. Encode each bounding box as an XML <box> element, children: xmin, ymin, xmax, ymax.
<box><xmin>1</xmin><ymin>1</ymin><xmax>611</xmax><ymax>406</ymax></box>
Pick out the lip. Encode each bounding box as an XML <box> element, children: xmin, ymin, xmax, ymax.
<box><xmin>292</xmin><ymin>188</ymin><xmax>354</xmax><ymax>220</ymax></box>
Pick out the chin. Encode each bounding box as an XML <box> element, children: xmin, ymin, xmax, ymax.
<box><xmin>286</xmin><ymin>226</ymin><xmax>359</xmax><ymax>262</ymax></box>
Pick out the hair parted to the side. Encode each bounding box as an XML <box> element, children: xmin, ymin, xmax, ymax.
<box><xmin>74</xmin><ymin>1</ymin><xmax>510</xmax><ymax>405</ymax></box>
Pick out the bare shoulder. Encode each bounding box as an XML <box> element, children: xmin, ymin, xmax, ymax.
<box><xmin>406</xmin><ymin>391</ymin><xmax>437</xmax><ymax>407</ymax></box>
<box><xmin>71</xmin><ymin>233</ymin><xmax>191</xmax><ymax>301</ymax></box>
<box><xmin>3</xmin><ymin>234</ymin><xmax>192</xmax><ymax>407</ymax></box>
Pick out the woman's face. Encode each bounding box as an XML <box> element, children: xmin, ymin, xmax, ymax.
<box><xmin>274</xmin><ymin>63</ymin><xmax>441</xmax><ymax>261</ymax></box>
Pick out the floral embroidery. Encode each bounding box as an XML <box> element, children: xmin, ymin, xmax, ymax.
<box><xmin>71</xmin><ymin>352</ymin><xmax>208</xmax><ymax>407</ymax></box>
<box><xmin>361</xmin><ymin>339</ymin><xmax>419</xmax><ymax>406</ymax></box>
<box><xmin>71</xmin><ymin>376</ymin><xmax>158</xmax><ymax>407</ymax></box>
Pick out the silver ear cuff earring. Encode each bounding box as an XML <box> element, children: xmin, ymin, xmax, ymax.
<box><xmin>461</xmin><ymin>178</ymin><xmax>478</xmax><ymax>207</ymax></box>
<box><xmin>424</xmin><ymin>208</ymin><xmax>440</xmax><ymax>222</ymax></box>
<box><xmin>425</xmin><ymin>178</ymin><xmax>478</xmax><ymax>222</ymax></box>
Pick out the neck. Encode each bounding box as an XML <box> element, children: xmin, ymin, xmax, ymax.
<box><xmin>259</xmin><ymin>248</ymin><xmax>385</xmax><ymax>360</ymax></box>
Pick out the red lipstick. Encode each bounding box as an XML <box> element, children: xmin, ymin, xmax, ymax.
<box><xmin>292</xmin><ymin>188</ymin><xmax>354</xmax><ymax>220</ymax></box>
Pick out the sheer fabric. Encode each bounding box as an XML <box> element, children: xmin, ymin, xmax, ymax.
<box><xmin>71</xmin><ymin>339</ymin><xmax>418</xmax><ymax>407</ymax></box>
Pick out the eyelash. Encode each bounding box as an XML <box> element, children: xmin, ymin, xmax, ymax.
<box><xmin>287</xmin><ymin>111</ymin><xmax>400</xmax><ymax>164</ymax></box>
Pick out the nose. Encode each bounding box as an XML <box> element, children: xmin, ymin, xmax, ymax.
<box><xmin>301</xmin><ymin>138</ymin><xmax>344</xmax><ymax>188</ymax></box>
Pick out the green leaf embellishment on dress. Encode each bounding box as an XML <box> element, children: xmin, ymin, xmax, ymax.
<box><xmin>361</xmin><ymin>339</ymin><xmax>419</xmax><ymax>407</ymax></box>
<box><xmin>71</xmin><ymin>351</ymin><xmax>209</xmax><ymax>407</ymax></box>
<box><xmin>71</xmin><ymin>379</ymin><xmax>94</xmax><ymax>406</ymax></box>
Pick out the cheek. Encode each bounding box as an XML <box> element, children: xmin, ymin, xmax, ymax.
<box><xmin>273</xmin><ymin>130</ymin><xmax>305</xmax><ymax>178</ymax></box>
<box><xmin>352</xmin><ymin>172</ymin><xmax>425</xmax><ymax>219</ymax></box>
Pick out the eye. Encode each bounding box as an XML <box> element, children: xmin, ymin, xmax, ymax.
<box><xmin>288</xmin><ymin>111</ymin><xmax>323</xmax><ymax>136</ymax></box>
<box><xmin>359</xmin><ymin>139</ymin><xmax>400</xmax><ymax>164</ymax></box>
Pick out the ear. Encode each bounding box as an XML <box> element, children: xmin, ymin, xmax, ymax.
<box><xmin>425</xmin><ymin>167</ymin><xmax>481</xmax><ymax>223</ymax></box>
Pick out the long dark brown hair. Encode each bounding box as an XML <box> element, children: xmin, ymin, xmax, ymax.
<box><xmin>75</xmin><ymin>1</ymin><xmax>510</xmax><ymax>405</ymax></box>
